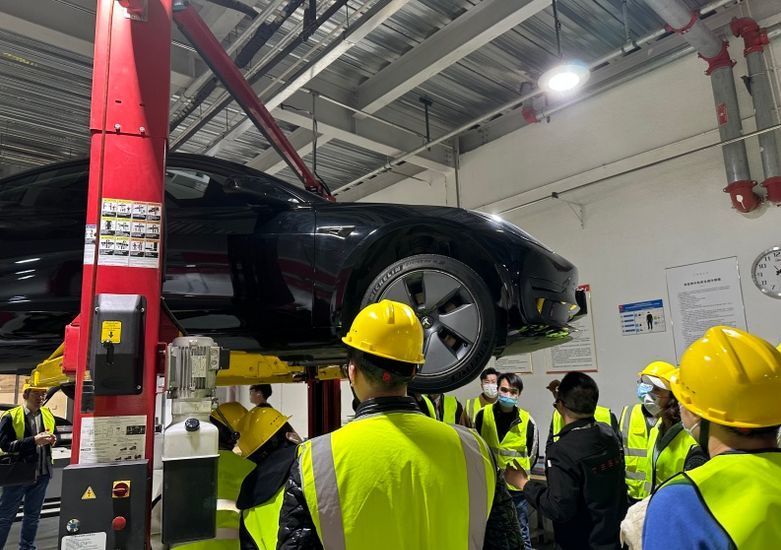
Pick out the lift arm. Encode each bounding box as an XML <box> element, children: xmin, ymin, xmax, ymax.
<box><xmin>172</xmin><ymin>1</ymin><xmax>334</xmax><ymax>200</ymax></box>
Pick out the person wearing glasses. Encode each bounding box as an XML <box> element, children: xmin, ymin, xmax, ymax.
<box><xmin>474</xmin><ymin>373</ymin><xmax>538</xmax><ymax>550</ymax></box>
<box><xmin>505</xmin><ymin>371</ymin><xmax>627</xmax><ymax>549</ymax></box>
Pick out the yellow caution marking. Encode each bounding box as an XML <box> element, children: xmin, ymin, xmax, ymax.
<box><xmin>101</xmin><ymin>321</ymin><xmax>122</xmax><ymax>344</ymax></box>
<box><xmin>81</xmin><ymin>486</ymin><xmax>97</xmax><ymax>500</ymax></box>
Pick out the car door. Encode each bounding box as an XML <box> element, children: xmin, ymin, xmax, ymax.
<box><xmin>0</xmin><ymin>162</ymin><xmax>88</xmax><ymax>370</ymax></box>
<box><xmin>162</xmin><ymin>162</ymin><xmax>315</xmax><ymax>350</ymax></box>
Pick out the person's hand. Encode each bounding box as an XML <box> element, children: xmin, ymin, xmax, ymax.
<box><xmin>34</xmin><ymin>432</ymin><xmax>56</xmax><ymax>447</ymax></box>
<box><xmin>546</xmin><ymin>380</ymin><xmax>561</xmax><ymax>398</ymax></box>
<box><xmin>504</xmin><ymin>464</ymin><xmax>529</xmax><ymax>491</ymax></box>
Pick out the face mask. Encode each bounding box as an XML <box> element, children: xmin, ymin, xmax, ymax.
<box><xmin>482</xmin><ymin>383</ymin><xmax>498</xmax><ymax>398</ymax></box>
<box><xmin>636</xmin><ymin>383</ymin><xmax>653</xmax><ymax>403</ymax></box>
<box><xmin>681</xmin><ymin>417</ymin><xmax>700</xmax><ymax>440</ymax></box>
<box><xmin>642</xmin><ymin>393</ymin><xmax>663</xmax><ymax>417</ymax></box>
<box><xmin>497</xmin><ymin>395</ymin><xmax>517</xmax><ymax>409</ymax></box>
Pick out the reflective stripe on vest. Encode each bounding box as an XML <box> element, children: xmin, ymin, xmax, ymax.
<box><xmin>299</xmin><ymin>411</ymin><xmax>495</xmax><ymax>550</ymax></box>
<box><xmin>552</xmin><ymin>405</ymin><xmax>612</xmax><ymax>443</ymax></box>
<box><xmin>684</xmin><ymin>451</ymin><xmax>781</xmax><ymax>547</ymax></box>
<box><xmin>619</xmin><ymin>404</ymin><xmax>651</xmax><ymax>500</ymax></box>
<box><xmin>241</xmin><ymin>485</ymin><xmax>286</xmax><ymax>550</ymax></box>
<box><xmin>479</xmin><ymin>404</ymin><xmax>535</xmax><ymax>473</ymax></box>
<box><xmin>642</xmin><ymin>421</ymin><xmax>696</xmax><ymax>494</ymax></box>
<box><xmin>442</xmin><ymin>395</ymin><xmax>458</xmax><ymax>424</ymax></box>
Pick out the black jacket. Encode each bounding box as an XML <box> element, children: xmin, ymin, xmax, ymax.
<box><xmin>276</xmin><ymin>396</ymin><xmax>523</xmax><ymax>550</ymax></box>
<box><xmin>524</xmin><ymin>417</ymin><xmax>627</xmax><ymax>550</ymax></box>
<box><xmin>0</xmin><ymin>406</ymin><xmax>55</xmax><ymax>476</ymax></box>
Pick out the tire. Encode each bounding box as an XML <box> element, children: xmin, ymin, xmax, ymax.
<box><xmin>360</xmin><ymin>254</ymin><xmax>496</xmax><ymax>392</ymax></box>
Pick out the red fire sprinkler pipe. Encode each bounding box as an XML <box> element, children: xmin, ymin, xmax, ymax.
<box><xmin>172</xmin><ymin>2</ymin><xmax>334</xmax><ymax>201</ymax></box>
<box><xmin>731</xmin><ymin>17</ymin><xmax>781</xmax><ymax>204</ymax></box>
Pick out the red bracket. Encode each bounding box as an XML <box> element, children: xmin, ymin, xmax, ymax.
<box><xmin>730</xmin><ymin>17</ymin><xmax>769</xmax><ymax>56</ymax></box>
<box><xmin>723</xmin><ymin>180</ymin><xmax>761</xmax><ymax>213</ymax></box>
<box><xmin>521</xmin><ymin>106</ymin><xmax>540</xmax><ymax>124</ymax></box>
<box><xmin>665</xmin><ymin>11</ymin><xmax>698</xmax><ymax>35</ymax></box>
<box><xmin>698</xmin><ymin>41</ymin><xmax>735</xmax><ymax>76</ymax></box>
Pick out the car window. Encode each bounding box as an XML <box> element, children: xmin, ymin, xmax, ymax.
<box><xmin>164</xmin><ymin>167</ymin><xmax>301</xmax><ymax>207</ymax></box>
<box><xmin>0</xmin><ymin>164</ymin><xmax>88</xmax><ymax>211</ymax></box>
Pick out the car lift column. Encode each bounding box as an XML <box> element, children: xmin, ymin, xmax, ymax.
<box><xmin>61</xmin><ymin>0</ymin><xmax>173</xmax><ymax>547</ymax></box>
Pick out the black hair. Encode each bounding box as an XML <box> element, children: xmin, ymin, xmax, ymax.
<box><xmin>348</xmin><ymin>348</ymin><xmax>416</xmax><ymax>389</ymax></box>
<box><xmin>250</xmin><ymin>384</ymin><xmax>272</xmax><ymax>400</ymax></box>
<box><xmin>557</xmin><ymin>372</ymin><xmax>599</xmax><ymax>416</ymax></box>
<box><xmin>724</xmin><ymin>424</ymin><xmax>781</xmax><ymax>439</ymax></box>
<box><xmin>480</xmin><ymin>367</ymin><xmax>499</xmax><ymax>381</ymax></box>
<box><xmin>497</xmin><ymin>372</ymin><xmax>523</xmax><ymax>392</ymax></box>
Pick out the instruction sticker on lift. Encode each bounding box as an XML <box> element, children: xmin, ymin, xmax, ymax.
<box><xmin>79</xmin><ymin>415</ymin><xmax>147</xmax><ymax>464</ymax></box>
<box><xmin>61</xmin><ymin>532</ymin><xmax>106</xmax><ymax>550</ymax></box>
<box><xmin>83</xmin><ymin>224</ymin><xmax>97</xmax><ymax>265</ymax></box>
<box><xmin>98</xmin><ymin>198</ymin><xmax>161</xmax><ymax>269</ymax></box>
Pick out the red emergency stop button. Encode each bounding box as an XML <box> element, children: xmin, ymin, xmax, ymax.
<box><xmin>112</xmin><ymin>481</ymin><xmax>130</xmax><ymax>498</ymax></box>
<box><xmin>112</xmin><ymin>516</ymin><xmax>127</xmax><ymax>531</ymax></box>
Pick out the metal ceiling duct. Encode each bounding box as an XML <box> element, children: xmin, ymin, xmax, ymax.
<box><xmin>645</xmin><ymin>0</ymin><xmax>759</xmax><ymax>212</ymax></box>
<box><xmin>731</xmin><ymin>17</ymin><xmax>781</xmax><ymax>205</ymax></box>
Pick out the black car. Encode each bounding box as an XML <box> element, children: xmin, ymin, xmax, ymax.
<box><xmin>0</xmin><ymin>154</ymin><xmax>580</xmax><ymax>391</ymax></box>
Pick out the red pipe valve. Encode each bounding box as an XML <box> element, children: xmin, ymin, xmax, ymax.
<box><xmin>730</xmin><ymin>17</ymin><xmax>769</xmax><ymax>56</ymax></box>
<box><xmin>763</xmin><ymin>177</ymin><xmax>781</xmax><ymax>205</ymax></box>
<box><xmin>723</xmin><ymin>180</ymin><xmax>761</xmax><ymax>213</ymax></box>
<box><xmin>698</xmin><ymin>42</ymin><xmax>736</xmax><ymax>76</ymax></box>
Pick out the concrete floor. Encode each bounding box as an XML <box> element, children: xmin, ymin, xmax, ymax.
<box><xmin>6</xmin><ymin>516</ymin><xmax>59</xmax><ymax>549</ymax></box>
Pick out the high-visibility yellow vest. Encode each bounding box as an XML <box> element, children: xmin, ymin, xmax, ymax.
<box><xmin>176</xmin><ymin>449</ymin><xmax>254</xmax><ymax>549</ymax></box>
<box><xmin>661</xmin><ymin>451</ymin><xmax>781</xmax><ymax>547</ymax></box>
<box><xmin>465</xmin><ymin>396</ymin><xmax>489</xmax><ymax>424</ymax></box>
<box><xmin>429</xmin><ymin>395</ymin><xmax>459</xmax><ymax>424</ymax></box>
<box><xmin>420</xmin><ymin>395</ymin><xmax>436</xmax><ymax>418</ymax></box>
<box><xmin>551</xmin><ymin>405</ymin><xmax>612</xmax><ymax>443</ymax></box>
<box><xmin>240</xmin><ymin>485</ymin><xmax>286</xmax><ymax>550</ymax></box>
<box><xmin>619</xmin><ymin>404</ymin><xmax>651</xmax><ymax>500</ymax></box>
<box><xmin>479</xmin><ymin>404</ymin><xmax>535</xmax><ymax>474</ymax></box>
<box><xmin>643</xmin><ymin>420</ymin><xmax>696</xmax><ymax>494</ymax></box>
<box><xmin>1</xmin><ymin>406</ymin><xmax>56</xmax><ymax>461</ymax></box>
<box><xmin>298</xmin><ymin>411</ymin><xmax>495</xmax><ymax>550</ymax></box>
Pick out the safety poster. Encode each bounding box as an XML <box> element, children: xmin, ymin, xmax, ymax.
<box><xmin>96</xmin><ymin>198</ymin><xmax>161</xmax><ymax>268</ymax></box>
<box><xmin>79</xmin><ymin>415</ymin><xmax>147</xmax><ymax>464</ymax></box>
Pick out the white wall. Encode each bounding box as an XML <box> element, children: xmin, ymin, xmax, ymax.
<box><xmin>362</xmin><ymin>33</ymin><xmax>781</xmax><ymax>435</ymax></box>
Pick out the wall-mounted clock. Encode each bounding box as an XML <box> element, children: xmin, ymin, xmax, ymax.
<box><xmin>751</xmin><ymin>246</ymin><xmax>781</xmax><ymax>299</ymax></box>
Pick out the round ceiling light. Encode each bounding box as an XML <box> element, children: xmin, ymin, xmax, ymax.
<box><xmin>538</xmin><ymin>62</ymin><xmax>590</xmax><ymax>94</ymax></box>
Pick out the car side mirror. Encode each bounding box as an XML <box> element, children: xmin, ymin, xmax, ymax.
<box><xmin>223</xmin><ymin>176</ymin><xmax>292</xmax><ymax>210</ymax></box>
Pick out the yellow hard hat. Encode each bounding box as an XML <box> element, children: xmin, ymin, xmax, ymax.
<box><xmin>342</xmin><ymin>300</ymin><xmax>425</xmax><ymax>365</ymax></box>
<box><xmin>210</xmin><ymin>402</ymin><xmax>247</xmax><ymax>432</ymax></box>
<box><xmin>22</xmin><ymin>379</ymin><xmax>48</xmax><ymax>394</ymax></box>
<box><xmin>638</xmin><ymin>361</ymin><xmax>676</xmax><ymax>390</ymax></box>
<box><xmin>237</xmin><ymin>407</ymin><xmax>290</xmax><ymax>457</ymax></box>
<box><xmin>672</xmin><ymin>326</ymin><xmax>781</xmax><ymax>429</ymax></box>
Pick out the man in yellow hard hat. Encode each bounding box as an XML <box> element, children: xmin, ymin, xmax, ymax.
<box><xmin>638</xmin><ymin>361</ymin><xmax>706</xmax><ymax>495</ymax></box>
<box><xmin>643</xmin><ymin>327</ymin><xmax>781</xmax><ymax>547</ymax></box>
<box><xmin>0</xmin><ymin>380</ymin><xmax>57</xmax><ymax>549</ymax></box>
<box><xmin>277</xmin><ymin>300</ymin><xmax>523</xmax><ymax>549</ymax></box>
<box><xmin>235</xmin><ymin>406</ymin><xmax>301</xmax><ymax>550</ymax></box>
<box><xmin>178</xmin><ymin>402</ymin><xmax>254</xmax><ymax>549</ymax></box>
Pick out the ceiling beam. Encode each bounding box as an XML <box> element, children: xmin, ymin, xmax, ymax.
<box><xmin>205</xmin><ymin>0</ymin><xmax>413</xmax><ymax>156</ymax></box>
<box><xmin>272</xmin><ymin>91</ymin><xmax>452</xmax><ymax>172</ymax></box>
<box><xmin>246</xmin><ymin>127</ymin><xmax>333</xmax><ymax>173</ymax></box>
<box><xmin>337</xmin><ymin>164</ymin><xmax>428</xmax><ymax>202</ymax></box>
<box><xmin>355</xmin><ymin>0</ymin><xmax>550</xmax><ymax>116</ymax></box>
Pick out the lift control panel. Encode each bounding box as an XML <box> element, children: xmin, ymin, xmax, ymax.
<box><xmin>59</xmin><ymin>461</ymin><xmax>148</xmax><ymax>549</ymax></box>
<box><xmin>90</xmin><ymin>294</ymin><xmax>145</xmax><ymax>395</ymax></box>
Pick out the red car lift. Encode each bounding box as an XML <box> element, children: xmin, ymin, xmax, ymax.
<box><xmin>60</xmin><ymin>1</ymin><xmax>339</xmax><ymax>547</ymax></box>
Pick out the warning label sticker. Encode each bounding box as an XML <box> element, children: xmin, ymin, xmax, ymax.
<box><xmin>100</xmin><ymin>321</ymin><xmax>121</xmax><ymax>344</ymax></box>
<box><xmin>62</xmin><ymin>532</ymin><xmax>106</xmax><ymax>550</ymax></box>
<box><xmin>82</xmin><ymin>486</ymin><xmax>97</xmax><ymax>500</ymax></box>
<box><xmin>79</xmin><ymin>415</ymin><xmax>147</xmax><ymax>464</ymax></box>
<box><xmin>83</xmin><ymin>224</ymin><xmax>97</xmax><ymax>265</ymax></box>
<box><xmin>98</xmin><ymin>198</ymin><xmax>161</xmax><ymax>269</ymax></box>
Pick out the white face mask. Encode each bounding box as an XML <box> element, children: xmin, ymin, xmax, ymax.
<box><xmin>482</xmin><ymin>383</ymin><xmax>498</xmax><ymax>398</ymax></box>
<box><xmin>682</xmin><ymin>417</ymin><xmax>700</xmax><ymax>440</ymax></box>
<box><xmin>642</xmin><ymin>393</ymin><xmax>663</xmax><ymax>417</ymax></box>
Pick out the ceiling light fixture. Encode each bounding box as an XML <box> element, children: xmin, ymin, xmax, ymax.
<box><xmin>538</xmin><ymin>62</ymin><xmax>590</xmax><ymax>94</ymax></box>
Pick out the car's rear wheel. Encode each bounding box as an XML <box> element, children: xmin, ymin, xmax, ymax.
<box><xmin>360</xmin><ymin>254</ymin><xmax>496</xmax><ymax>392</ymax></box>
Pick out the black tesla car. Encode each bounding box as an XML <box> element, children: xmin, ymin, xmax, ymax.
<box><xmin>0</xmin><ymin>154</ymin><xmax>581</xmax><ymax>391</ymax></box>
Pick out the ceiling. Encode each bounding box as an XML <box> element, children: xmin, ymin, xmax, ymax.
<box><xmin>0</xmin><ymin>0</ymin><xmax>778</xmax><ymax>200</ymax></box>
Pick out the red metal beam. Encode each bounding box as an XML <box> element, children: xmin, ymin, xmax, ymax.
<box><xmin>172</xmin><ymin>3</ymin><xmax>334</xmax><ymax>200</ymax></box>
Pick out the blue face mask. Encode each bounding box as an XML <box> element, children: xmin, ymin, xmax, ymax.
<box><xmin>636</xmin><ymin>382</ymin><xmax>653</xmax><ymax>403</ymax></box>
<box><xmin>498</xmin><ymin>395</ymin><xmax>518</xmax><ymax>409</ymax></box>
